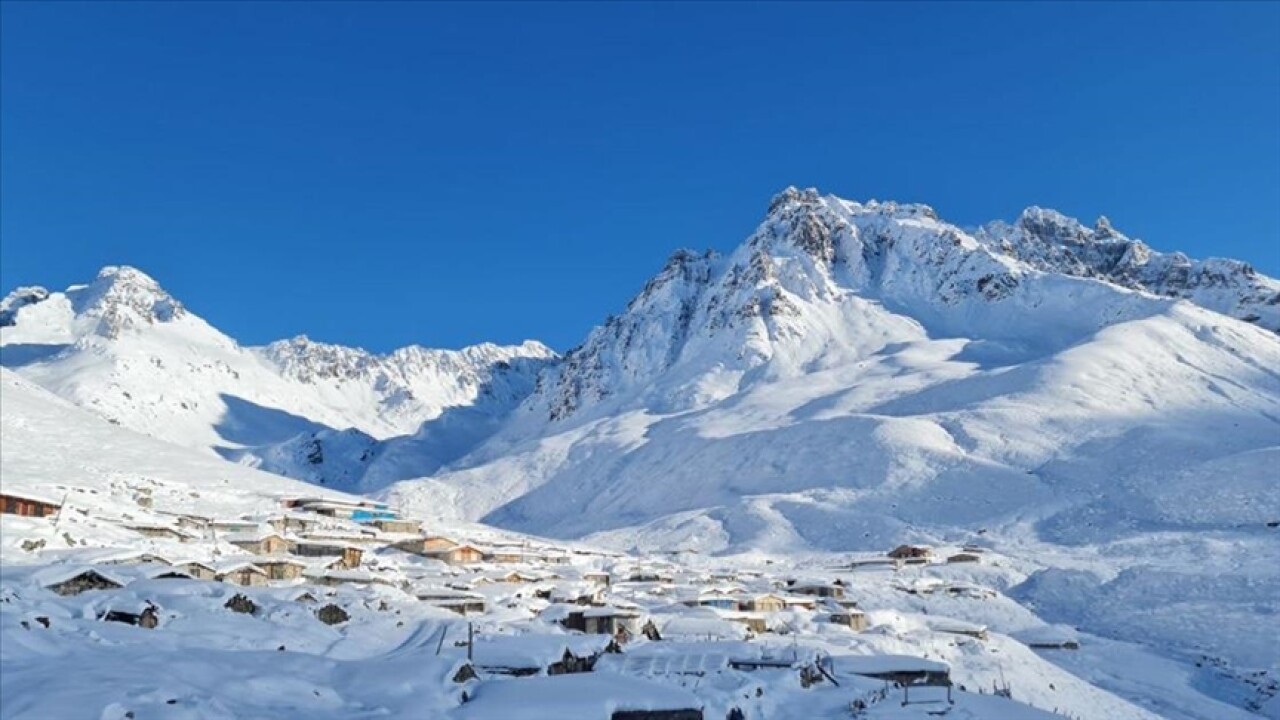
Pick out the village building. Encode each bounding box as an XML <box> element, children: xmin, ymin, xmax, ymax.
<box><xmin>485</xmin><ymin>547</ymin><xmax>535</xmax><ymax>564</ymax></box>
<box><xmin>286</xmin><ymin>498</ymin><xmax>396</xmax><ymax>522</ymax></box>
<box><xmin>393</xmin><ymin>534</ymin><xmax>459</xmax><ymax>554</ymax></box>
<box><xmin>305</xmin><ymin>568</ymin><xmax>392</xmax><ymax>587</ymax></box>
<box><xmin>209</xmin><ymin>519</ymin><xmax>263</xmax><ymax>535</ymax></box>
<box><xmin>583</xmin><ymin>570</ymin><xmax>611</xmax><ymax>586</ymax></box>
<box><xmin>421</xmin><ymin>543</ymin><xmax>486</xmax><ymax>566</ymax></box>
<box><xmin>370</xmin><ymin>518</ymin><xmax>420</xmax><ymax>534</ymax></box>
<box><xmin>214</xmin><ymin>560</ymin><xmax>268</xmax><ymax>587</ymax></box>
<box><xmin>95</xmin><ymin>550</ymin><xmax>174</xmax><ymax>566</ymax></box>
<box><xmin>290</xmin><ymin>540</ymin><xmax>363</xmax><ymax>569</ymax></box>
<box><xmin>657</xmin><ymin>615</ymin><xmax>748</xmax><ymax>642</ymax></box>
<box><xmin>175</xmin><ymin>561</ymin><xmax>218</xmax><ymax>581</ymax></box>
<box><xmin>253</xmin><ymin>555</ymin><xmax>308</xmax><ymax>581</ymax></box>
<box><xmin>41</xmin><ymin>568</ymin><xmax>125</xmax><ymax>596</ymax></box>
<box><xmin>780</xmin><ymin>595</ymin><xmax>818</xmax><ymax>611</ymax></box>
<box><xmin>469</xmin><ymin>635</ymin><xmax>612</xmax><ymax>677</ymax></box>
<box><xmin>1014</xmin><ymin>625</ymin><xmax>1081</xmax><ymax>650</ymax></box>
<box><xmin>838</xmin><ymin>655</ymin><xmax>953</xmax><ymax>706</ymax></box>
<box><xmin>788</xmin><ymin>580</ymin><xmax>845</xmax><ymax>599</ymax></box>
<box><xmin>154</xmin><ymin>511</ymin><xmax>212</xmax><ymax>532</ymax></box>
<box><xmin>301</xmin><ymin>528</ymin><xmax>379</xmax><ymax>546</ymax></box>
<box><xmin>540</xmin><ymin>550</ymin><xmax>572</xmax><ymax>565</ymax></box>
<box><xmin>415</xmin><ymin>587</ymin><xmax>486</xmax><ymax>615</ymax></box>
<box><xmin>124</xmin><ymin>523</ymin><xmax>197</xmax><ymax>542</ymax></box>
<box><xmin>927</xmin><ymin>618</ymin><xmax>989</xmax><ymax>641</ymax></box>
<box><xmin>745</xmin><ymin>593</ymin><xmax>786</xmax><ymax>613</ymax></box>
<box><xmin>0</xmin><ymin>490</ymin><xmax>61</xmax><ymax>518</ymax></box>
<box><xmin>888</xmin><ymin>544</ymin><xmax>933</xmax><ymax>563</ymax></box>
<box><xmin>946</xmin><ymin>552</ymin><xmax>982</xmax><ymax>564</ymax></box>
<box><xmin>724</xmin><ymin>613</ymin><xmax>768</xmax><ymax>634</ymax></box>
<box><xmin>265</xmin><ymin>513</ymin><xmax>318</xmax><ymax>535</ymax></box>
<box><xmin>452</xmin><ymin>673</ymin><xmax>703</xmax><ymax>720</ymax></box>
<box><xmin>223</xmin><ymin>531</ymin><xmax>291</xmax><ymax>555</ymax></box>
<box><xmin>695</xmin><ymin>592</ymin><xmax>742</xmax><ymax>611</ymax></box>
<box><xmin>556</xmin><ymin>605</ymin><xmax>643</xmax><ymax>641</ymax></box>
<box><xmin>829</xmin><ymin>608</ymin><xmax>868</xmax><ymax>631</ymax></box>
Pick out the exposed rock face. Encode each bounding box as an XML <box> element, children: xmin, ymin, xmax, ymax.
<box><xmin>224</xmin><ymin>593</ymin><xmax>258</xmax><ymax>615</ymax></box>
<box><xmin>982</xmin><ymin>207</ymin><xmax>1280</xmax><ymax>332</ymax></box>
<box><xmin>315</xmin><ymin>603</ymin><xmax>350</xmax><ymax>625</ymax></box>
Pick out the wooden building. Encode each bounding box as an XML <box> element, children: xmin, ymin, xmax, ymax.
<box><xmin>888</xmin><ymin>544</ymin><xmax>933</xmax><ymax>562</ymax></box>
<box><xmin>291</xmin><ymin>540</ymin><xmax>363</xmax><ymax>569</ymax></box>
<box><xmin>214</xmin><ymin>561</ymin><xmax>268</xmax><ymax>587</ymax></box>
<box><xmin>254</xmin><ymin>556</ymin><xmax>308</xmax><ymax>581</ymax></box>
<box><xmin>42</xmin><ymin>568</ymin><xmax>124</xmax><ymax>596</ymax></box>
<box><xmin>223</xmin><ymin>531</ymin><xmax>291</xmax><ymax>555</ymax></box>
<box><xmin>789</xmin><ymin>581</ymin><xmax>845</xmax><ymax>599</ymax></box>
<box><xmin>829</xmin><ymin>609</ymin><xmax>868</xmax><ymax>631</ymax></box>
<box><xmin>176</xmin><ymin>561</ymin><xmax>218</xmax><ymax>580</ymax></box>
<box><xmin>746</xmin><ymin>594</ymin><xmax>786</xmax><ymax>613</ymax></box>
<box><xmin>1</xmin><ymin>491</ymin><xmax>61</xmax><ymax>518</ymax></box>
<box><xmin>419</xmin><ymin>543</ymin><xmax>485</xmax><ymax>566</ymax></box>
<box><xmin>126</xmin><ymin>523</ymin><xmax>196</xmax><ymax>542</ymax></box>
<box><xmin>371</xmin><ymin>518</ymin><xmax>420</xmax><ymax>534</ymax></box>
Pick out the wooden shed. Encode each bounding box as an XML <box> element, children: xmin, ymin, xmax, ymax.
<box><xmin>424</xmin><ymin>543</ymin><xmax>485</xmax><ymax>566</ymax></box>
<box><xmin>789</xmin><ymin>581</ymin><xmax>845</xmax><ymax>598</ymax></box>
<box><xmin>746</xmin><ymin>593</ymin><xmax>786</xmax><ymax>613</ymax></box>
<box><xmin>42</xmin><ymin>568</ymin><xmax>124</xmax><ymax>596</ymax></box>
<box><xmin>0</xmin><ymin>490</ymin><xmax>61</xmax><ymax>518</ymax></box>
<box><xmin>829</xmin><ymin>609</ymin><xmax>868</xmax><ymax>631</ymax></box>
<box><xmin>371</xmin><ymin>518</ymin><xmax>421</xmax><ymax>534</ymax></box>
<box><xmin>888</xmin><ymin>544</ymin><xmax>933</xmax><ymax>561</ymax></box>
<box><xmin>176</xmin><ymin>561</ymin><xmax>218</xmax><ymax>580</ymax></box>
<box><xmin>254</xmin><ymin>556</ymin><xmax>308</xmax><ymax>581</ymax></box>
<box><xmin>291</xmin><ymin>540</ymin><xmax>363</xmax><ymax>569</ymax></box>
<box><xmin>214</xmin><ymin>561</ymin><xmax>268</xmax><ymax>587</ymax></box>
<box><xmin>224</xmin><ymin>531</ymin><xmax>291</xmax><ymax>556</ymax></box>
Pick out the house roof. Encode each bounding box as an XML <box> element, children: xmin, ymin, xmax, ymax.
<box><xmin>34</xmin><ymin>565</ymin><xmax>127</xmax><ymax>589</ymax></box>
<box><xmin>452</xmin><ymin>673</ymin><xmax>700</xmax><ymax>719</ymax></box>
<box><xmin>0</xmin><ymin>487</ymin><xmax>63</xmax><ymax>506</ymax></box>
<box><xmin>212</xmin><ymin>559</ymin><xmax>267</xmax><ymax>574</ymax></box>
<box><xmin>469</xmin><ymin>634</ymin><xmax>612</xmax><ymax>671</ymax></box>
<box><xmin>837</xmin><ymin>654</ymin><xmax>950</xmax><ymax>676</ymax></box>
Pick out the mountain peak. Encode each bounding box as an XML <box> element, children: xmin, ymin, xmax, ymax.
<box><xmin>69</xmin><ymin>265</ymin><xmax>185</xmax><ymax>337</ymax></box>
<box><xmin>767</xmin><ymin>186</ymin><xmax>823</xmax><ymax>213</ymax></box>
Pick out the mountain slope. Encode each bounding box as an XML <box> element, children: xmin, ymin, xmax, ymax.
<box><xmin>0</xmin><ymin>266</ymin><xmax>556</xmax><ymax>488</ymax></box>
<box><xmin>377</xmin><ymin>189</ymin><xmax>1280</xmax><ymax>687</ymax></box>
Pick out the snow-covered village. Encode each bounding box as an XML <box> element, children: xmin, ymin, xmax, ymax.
<box><xmin>3</xmin><ymin>3</ymin><xmax>1279</xmax><ymax>720</ymax></box>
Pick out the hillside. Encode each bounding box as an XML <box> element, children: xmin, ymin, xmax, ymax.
<box><xmin>0</xmin><ymin>267</ymin><xmax>556</xmax><ymax>489</ymax></box>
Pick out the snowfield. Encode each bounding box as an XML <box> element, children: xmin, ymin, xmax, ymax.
<box><xmin>2</xmin><ymin>188</ymin><xmax>1278</xmax><ymax>718</ymax></box>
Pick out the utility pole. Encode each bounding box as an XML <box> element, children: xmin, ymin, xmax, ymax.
<box><xmin>467</xmin><ymin>622</ymin><xmax>474</xmax><ymax>662</ymax></box>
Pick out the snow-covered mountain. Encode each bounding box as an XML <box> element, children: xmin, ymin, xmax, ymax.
<box><xmin>373</xmin><ymin>189</ymin><xmax>1280</xmax><ymax>687</ymax></box>
<box><xmin>389</xmin><ymin>187</ymin><xmax>1280</xmax><ymax>542</ymax></box>
<box><xmin>3</xmin><ymin>189</ymin><xmax>1279</xmax><ymax>716</ymax></box>
<box><xmin>0</xmin><ymin>266</ymin><xmax>556</xmax><ymax>488</ymax></box>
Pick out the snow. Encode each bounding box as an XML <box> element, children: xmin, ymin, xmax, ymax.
<box><xmin>3</xmin><ymin>188</ymin><xmax>1279</xmax><ymax>718</ymax></box>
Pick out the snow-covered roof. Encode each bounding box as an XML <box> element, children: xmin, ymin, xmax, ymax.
<box><xmin>1013</xmin><ymin>624</ymin><xmax>1080</xmax><ymax>646</ymax></box>
<box><xmin>212</xmin><ymin>559</ymin><xmax>266</xmax><ymax>574</ymax></box>
<box><xmin>33</xmin><ymin>565</ymin><xmax>127</xmax><ymax>589</ymax></box>
<box><xmin>452</xmin><ymin>673</ymin><xmax>700</xmax><ymax>719</ymax></box>
<box><xmin>836</xmin><ymin>654</ymin><xmax>950</xmax><ymax>676</ymax></box>
<box><xmin>470</xmin><ymin>634</ymin><xmax>611</xmax><ymax>670</ymax></box>
<box><xmin>657</xmin><ymin>615</ymin><xmax>747</xmax><ymax>641</ymax></box>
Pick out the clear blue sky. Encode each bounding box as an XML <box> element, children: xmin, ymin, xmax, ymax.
<box><xmin>3</xmin><ymin>2</ymin><xmax>1278</xmax><ymax>352</ymax></box>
